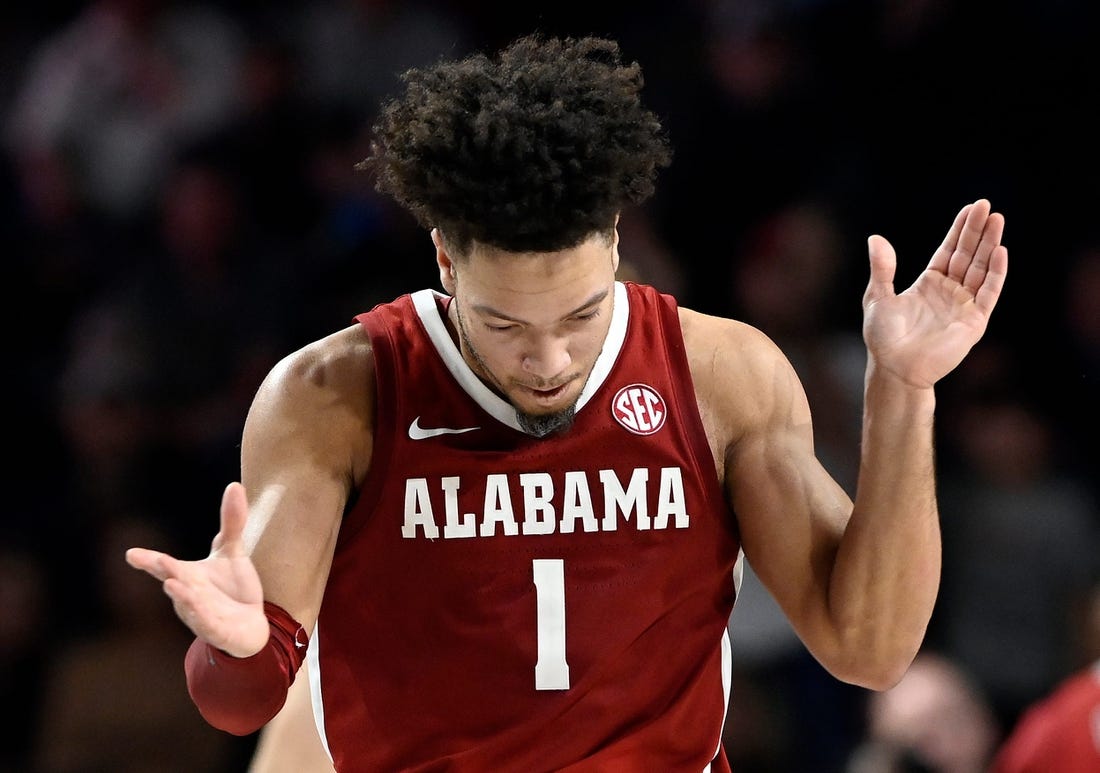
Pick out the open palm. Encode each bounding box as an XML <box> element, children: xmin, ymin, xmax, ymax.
<box><xmin>125</xmin><ymin>482</ymin><xmax>269</xmax><ymax>657</ymax></box>
<box><xmin>863</xmin><ymin>199</ymin><xmax>1008</xmax><ymax>388</ymax></box>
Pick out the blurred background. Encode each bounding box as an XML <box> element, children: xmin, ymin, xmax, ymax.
<box><xmin>2</xmin><ymin>1</ymin><xmax>1097</xmax><ymax>771</ymax></box>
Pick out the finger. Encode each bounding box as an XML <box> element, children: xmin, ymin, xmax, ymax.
<box><xmin>974</xmin><ymin>244</ymin><xmax>1008</xmax><ymax>316</ymax></box>
<box><xmin>215</xmin><ymin>482</ymin><xmax>250</xmax><ymax>558</ymax></box>
<box><xmin>961</xmin><ymin>211</ymin><xmax>1005</xmax><ymax>295</ymax></box>
<box><xmin>864</xmin><ymin>234</ymin><xmax>897</xmax><ymax>306</ymax></box>
<box><xmin>163</xmin><ymin>575</ymin><xmax>202</xmax><ymax>608</ymax></box>
<box><xmin>927</xmin><ymin>202</ymin><xmax>973</xmax><ymax>273</ymax></box>
<box><xmin>946</xmin><ymin>199</ymin><xmax>992</xmax><ymax>282</ymax></box>
<box><xmin>126</xmin><ymin>547</ymin><xmax>177</xmax><ymax>582</ymax></box>
<box><xmin>163</xmin><ymin>578</ymin><xmax>211</xmax><ymax>636</ymax></box>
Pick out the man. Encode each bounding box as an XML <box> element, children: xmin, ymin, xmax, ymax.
<box><xmin>126</xmin><ymin>33</ymin><xmax>1008</xmax><ymax>772</ymax></box>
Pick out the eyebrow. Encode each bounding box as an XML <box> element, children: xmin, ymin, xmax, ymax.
<box><xmin>471</xmin><ymin>288</ymin><xmax>609</xmax><ymax>325</ymax></box>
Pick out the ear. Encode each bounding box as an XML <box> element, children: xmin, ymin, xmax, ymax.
<box><xmin>611</xmin><ymin>215</ymin><xmax>621</xmax><ymax>274</ymax></box>
<box><xmin>432</xmin><ymin>228</ymin><xmax>457</xmax><ymax>294</ymax></box>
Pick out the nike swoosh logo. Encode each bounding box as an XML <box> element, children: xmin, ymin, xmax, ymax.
<box><xmin>408</xmin><ymin>416</ymin><xmax>481</xmax><ymax>440</ymax></box>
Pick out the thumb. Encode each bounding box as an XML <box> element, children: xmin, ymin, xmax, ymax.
<box><xmin>213</xmin><ymin>481</ymin><xmax>250</xmax><ymax>557</ymax></box>
<box><xmin>863</xmin><ymin>234</ymin><xmax>897</xmax><ymax>307</ymax></box>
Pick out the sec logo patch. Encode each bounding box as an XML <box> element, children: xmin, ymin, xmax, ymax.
<box><xmin>612</xmin><ymin>383</ymin><xmax>667</xmax><ymax>435</ymax></box>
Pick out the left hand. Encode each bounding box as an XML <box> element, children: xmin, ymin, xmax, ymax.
<box><xmin>862</xmin><ymin>198</ymin><xmax>1008</xmax><ymax>388</ymax></box>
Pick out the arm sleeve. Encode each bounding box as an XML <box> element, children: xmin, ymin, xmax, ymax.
<box><xmin>184</xmin><ymin>601</ymin><xmax>309</xmax><ymax>736</ymax></box>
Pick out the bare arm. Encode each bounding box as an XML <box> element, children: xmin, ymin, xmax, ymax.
<box><xmin>688</xmin><ymin>199</ymin><xmax>1007</xmax><ymax>689</ymax></box>
<box><xmin>240</xmin><ymin>324</ymin><xmax>374</xmax><ymax>633</ymax></box>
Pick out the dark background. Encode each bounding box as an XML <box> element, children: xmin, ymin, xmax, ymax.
<box><xmin>2</xmin><ymin>1</ymin><xmax>1097</xmax><ymax>771</ymax></box>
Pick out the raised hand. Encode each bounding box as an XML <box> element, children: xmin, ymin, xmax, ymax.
<box><xmin>862</xmin><ymin>198</ymin><xmax>1008</xmax><ymax>388</ymax></box>
<box><xmin>126</xmin><ymin>482</ymin><xmax>269</xmax><ymax>657</ymax></box>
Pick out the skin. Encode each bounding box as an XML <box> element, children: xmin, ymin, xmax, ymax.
<box><xmin>247</xmin><ymin>669</ymin><xmax>335</xmax><ymax>773</ymax></box>
<box><xmin>433</xmin><ymin>226</ymin><xmax>620</xmax><ymax>436</ymax></box>
<box><xmin>126</xmin><ymin>200</ymin><xmax>1008</xmax><ymax>698</ymax></box>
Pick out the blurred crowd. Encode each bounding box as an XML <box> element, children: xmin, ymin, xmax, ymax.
<box><xmin>2</xmin><ymin>1</ymin><xmax>1097</xmax><ymax>771</ymax></box>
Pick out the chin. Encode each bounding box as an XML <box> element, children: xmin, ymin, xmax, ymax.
<box><xmin>516</xmin><ymin>405</ymin><xmax>577</xmax><ymax>438</ymax></box>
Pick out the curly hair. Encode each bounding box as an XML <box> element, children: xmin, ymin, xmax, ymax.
<box><xmin>359</xmin><ymin>34</ymin><xmax>672</xmax><ymax>256</ymax></box>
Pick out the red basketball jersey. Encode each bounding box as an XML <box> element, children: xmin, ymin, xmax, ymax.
<box><xmin>990</xmin><ymin>661</ymin><xmax>1100</xmax><ymax>773</ymax></box>
<box><xmin>308</xmin><ymin>281</ymin><xmax>742</xmax><ymax>772</ymax></box>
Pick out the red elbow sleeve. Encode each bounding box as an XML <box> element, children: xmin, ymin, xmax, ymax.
<box><xmin>184</xmin><ymin>601</ymin><xmax>309</xmax><ymax>736</ymax></box>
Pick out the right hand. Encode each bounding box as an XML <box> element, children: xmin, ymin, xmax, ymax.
<box><xmin>126</xmin><ymin>481</ymin><xmax>269</xmax><ymax>658</ymax></box>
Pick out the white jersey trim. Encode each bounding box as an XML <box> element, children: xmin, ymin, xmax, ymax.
<box><xmin>708</xmin><ymin>549</ymin><xmax>743</xmax><ymax>770</ymax></box>
<box><xmin>410</xmin><ymin>282</ymin><xmax>630</xmax><ymax>435</ymax></box>
<box><xmin>306</xmin><ymin>628</ymin><xmax>334</xmax><ymax>764</ymax></box>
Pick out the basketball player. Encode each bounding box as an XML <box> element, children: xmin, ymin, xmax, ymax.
<box><xmin>125</xmin><ymin>33</ymin><xmax>1008</xmax><ymax>772</ymax></box>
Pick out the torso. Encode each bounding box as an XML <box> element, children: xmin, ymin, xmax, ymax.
<box><xmin>308</xmin><ymin>281</ymin><xmax>743</xmax><ymax>772</ymax></box>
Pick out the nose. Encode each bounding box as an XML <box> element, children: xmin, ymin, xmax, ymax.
<box><xmin>521</xmin><ymin>333</ymin><xmax>571</xmax><ymax>383</ymax></box>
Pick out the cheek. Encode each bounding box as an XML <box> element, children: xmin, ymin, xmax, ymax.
<box><xmin>468</xmin><ymin>329</ymin><xmax>520</xmax><ymax>372</ymax></box>
<box><xmin>577</xmin><ymin>319</ymin><xmax>612</xmax><ymax>355</ymax></box>
<box><xmin>572</xmin><ymin>333</ymin><xmax>603</xmax><ymax>367</ymax></box>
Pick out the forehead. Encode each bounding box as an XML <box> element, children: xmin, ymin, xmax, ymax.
<box><xmin>457</xmin><ymin>237</ymin><xmax>616</xmax><ymax>322</ymax></box>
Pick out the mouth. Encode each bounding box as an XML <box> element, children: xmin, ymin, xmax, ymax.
<box><xmin>520</xmin><ymin>380</ymin><xmax>573</xmax><ymax>404</ymax></box>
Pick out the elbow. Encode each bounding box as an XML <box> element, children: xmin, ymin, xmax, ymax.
<box><xmin>818</xmin><ymin>642</ymin><xmax>918</xmax><ymax>692</ymax></box>
<box><xmin>815</xmin><ymin>610</ymin><xmax>930</xmax><ymax>691</ymax></box>
<box><xmin>846</xmin><ymin>661</ymin><xmax>912</xmax><ymax>692</ymax></box>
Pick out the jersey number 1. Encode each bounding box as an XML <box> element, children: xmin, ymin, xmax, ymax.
<box><xmin>532</xmin><ymin>558</ymin><xmax>570</xmax><ymax>690</ymax></box>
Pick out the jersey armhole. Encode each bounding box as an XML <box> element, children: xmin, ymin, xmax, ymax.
<box><xmin>340</xmin><ymin>309</ymin><xmax>400</xmax><ymax>544</ymax></box>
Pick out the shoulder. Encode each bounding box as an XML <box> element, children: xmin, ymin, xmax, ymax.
<box><xmin>677</xmin><ymin>306</ymin><xmax>781</xmax><ymax>364</ymax></box>
<box><xmin>245</xmin><ymin>323</ymin><xmax>376</xmax><ymax>479</ymax></box>
<box><xmin>267</xmin><ymin>323</ymin><xmax>375</xmax><ymax>397</ymax></box>
<box><xmin>676</xmin><ymin>306</ymin><xmax>811</xmax><ymax>453</ymax></box>
<box><xmin>677</xmin><ymin>306</ymin><xmax>806</xmax><ymax>410</ymax></box>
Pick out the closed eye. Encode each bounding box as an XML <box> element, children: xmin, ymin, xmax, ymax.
<box><xmin>485</xmin><ymin>309</ymin><xmax>600</xmax><ymax>332</ymax></box>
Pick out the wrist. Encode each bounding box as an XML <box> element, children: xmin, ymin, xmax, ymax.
<box><xmin>864</xmin><ymin>361</ymin><xmax>936</xmax><ymax>416</ymax></box>
<box><xmin>184</xmin><ymin>602</ymin><xmax>308</xmax><ymax>736</ymax></box>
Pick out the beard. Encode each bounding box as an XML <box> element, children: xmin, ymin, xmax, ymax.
<box><xmin>515</xmin><ymin>404</ymin><xmax>576</xmax><ymax>437</ymax></box>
